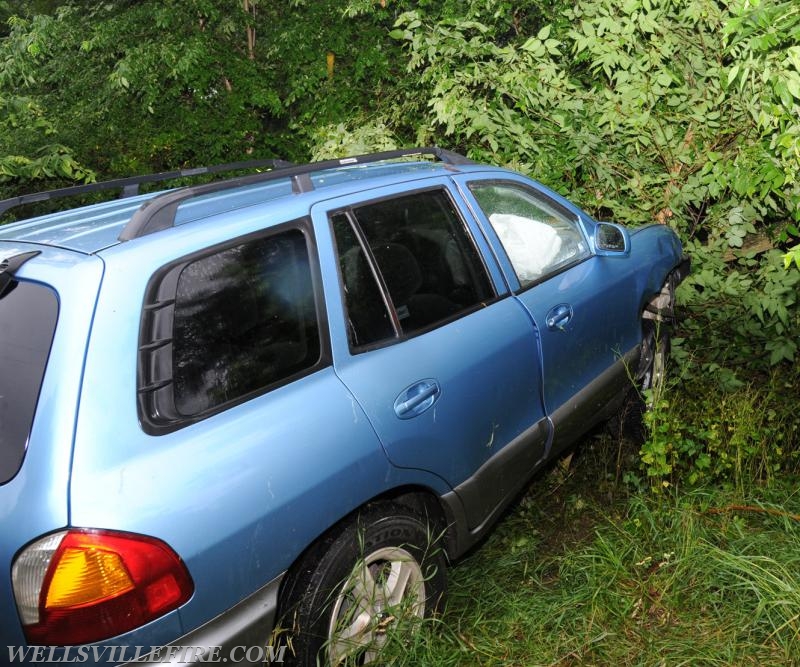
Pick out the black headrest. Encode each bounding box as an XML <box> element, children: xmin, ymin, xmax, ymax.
<box><xmin>370</xmin><ymin>242</ymin><xmax>422</xmax><ymax>305</ymax></box>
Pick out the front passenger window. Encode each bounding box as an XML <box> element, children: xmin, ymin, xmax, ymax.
<box><xmin>470</xmin><ymin>182</ymin><xmax>589</xmax><ymax>288</ymax></box>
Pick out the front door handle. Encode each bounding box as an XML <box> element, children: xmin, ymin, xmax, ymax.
<box><xmin>545</xmin><ymin>303</ymin><xmax>573</xmax><ymax>331</ymax></box>
<box><xmin>394</xmin><ymin>379</ymin><xmax>441</xmax><ymax>419</ymax></box>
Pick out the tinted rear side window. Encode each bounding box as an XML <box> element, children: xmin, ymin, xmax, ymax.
<box><xmin>139</xmin><ymin>225</ymin><xmax>325</xmax><ymax>432</ymax></box>
<box><xmin>0</xmin><ymin>281</ymin><xmax>58</xmax><ymax>484</ymax></box>
<box><xmin>173</xmin><ymin>229</ymin><xmax>321</xmax><ymax>416</ymax></box>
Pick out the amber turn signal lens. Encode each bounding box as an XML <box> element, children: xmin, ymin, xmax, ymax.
<box><xmin>45</xmin><ymin>545</ymin><xmax>135</xmax><ymax>608</ymax></box>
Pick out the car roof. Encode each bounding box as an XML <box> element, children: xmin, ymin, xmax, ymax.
<box><xmin>0</xmin><ymin>154</ymin><xmax>503</xmax><ymax>255</ymax></box>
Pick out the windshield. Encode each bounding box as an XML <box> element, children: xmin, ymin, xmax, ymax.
<box><xmin>0</xmin><ymin>280</ymin><xmax>58</xmax><ymax>484</ymax></box>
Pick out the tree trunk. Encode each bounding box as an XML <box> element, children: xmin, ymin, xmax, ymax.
<box><xmin>243</xmin><ymin>0</ymin><xmax>255</xmax><ymax>60</ymax></box>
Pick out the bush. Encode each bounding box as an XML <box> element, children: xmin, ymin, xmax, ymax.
<box><xmin>637</xmin><ymin>367</ymin><xmax>800</xmax><ymax>491</ymax></box>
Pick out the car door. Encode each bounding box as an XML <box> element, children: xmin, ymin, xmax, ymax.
<box><xmin>311</xmin><ymin>182</ymin><xmax>550</xmax><ymax>528</ymax></box>
<box><xmin>454</xmin><ymin>174</ymin><xmax>642</xmax><ymax>453</ymax></box>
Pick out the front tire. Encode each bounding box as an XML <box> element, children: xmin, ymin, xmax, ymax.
<box><xmin>609</xmin><ymin>304</ymin><xmax>673</xmax><ymax>443</ymax></box>
<box><xmin>639</xmin><ymin>319</ymin><xmax>670</xmax><ymax>399</ymax></box>
<box><xmin>278</xmin><ymin>502</ymin><xmax>447</xmax><ymax>666</ymax></box>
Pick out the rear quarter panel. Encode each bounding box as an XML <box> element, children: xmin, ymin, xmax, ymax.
<box><xmin>67</xmin><ymin>211</ymin><xmax>426</xmax><ymax>645</ymax></box>
<box><xmin>0</xmin><ymin>246</ymin><xmax>103</xmax><ymax>649</ymax></box>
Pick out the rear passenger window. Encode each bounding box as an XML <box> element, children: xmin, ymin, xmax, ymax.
<box><xmin>139</xmin><ymin>225</ymin><xmax>323</xmax><ymax>431</ymax></box>
<box><xmin>332</xmin><ymin>189</ymin><xmax>494</xmax><ymax>348</ymax></box>
<box><xmin>332</xmin><ymin>213</ymin><xmax>396</xmax><ymax>348</ymax></box>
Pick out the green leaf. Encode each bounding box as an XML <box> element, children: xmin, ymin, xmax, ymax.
<box><xmin>787</xmin><ymin>73</ymin><xmax>800</xmax><ymax>100</ymax></box>
<box><xmin>657</xmin><ymin>71</ymin><xmax>672</xmax><ymax>87</ymax></box>
<box><xmin>727</xmin><ymin>64</ymin><xmax>740</xmax><ymax>87</ymax></box>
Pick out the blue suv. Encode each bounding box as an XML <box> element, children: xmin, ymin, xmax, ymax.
<box><xmin>0</xmin><ymin>148</ymin><xmax>688</xmax><ymax>665</ymax></box>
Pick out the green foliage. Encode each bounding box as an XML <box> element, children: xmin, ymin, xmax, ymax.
<box><xmin>785</xmin><ymin>243</ymin><xmax>800</xmax><ymax>270</ymax></box>
<box><xmin>637</xmin><ymin>368</ymin><xmax>799</xmax><ymax>492</ymax></box>
<box><xmin>0</xmin><ymin>0</ymin><xmax>409</xmax><ymax>199</ymax></box>
<box><xmin>783</xmin><ymin>225</ymin><xmax>800</xmax><ymax>269</ymax></box>
<box><xmin>724</xmin><ymin>1</ymin><xmax>800</xmax><ymax>209</ymax></box>
<box><xmin>263</xmin><ymin>2</ymin><xmax>402</xmax><ymax>142</ymax></box>
<box><xmin>378</xmin><ymin>472</ymin><xmax>800</xmax><ymax>664</ymax></box>
<box><xmin>379</xmin><ymin>0</ymin><xmax>800</xmax><ymax>372</ymax></box>
<box><xmin>0</xmin><ymin>93</ymin><xmax>92</xmax><ymax>184</ymax></box>
<box><xmin>0</xmin><ymin>0</ymin><xmax>59</xmax><ymax>35</ymax></box>
<box><xmin>678</xmin><ymin>246</ymin><xmax>800</xmax><ymax>370</ymax></box>
<box><xmin>0</xmin><ymin>16</ymin><xmax>94</xmax><ymax>187</ymax></box>
<box><xmin>2</xmin><ymin>2</ymin><xmax>279</xmax><ymax>177</ymax></box>
<box><xmin>309</xmin><ymin>121</ymin><xmax>399</xmax><ymax>161</ymax></box>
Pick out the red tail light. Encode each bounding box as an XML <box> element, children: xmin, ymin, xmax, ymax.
<box><xmin>12</xmin><ymin>529</ymin><xmax>193</xmax><ymax>645</ymax></box>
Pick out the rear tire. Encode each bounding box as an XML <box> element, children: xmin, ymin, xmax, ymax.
<box><xmin>278</xmin><ymin>502</ymin><xmax>446</xmax><ymax>666</ymax></box>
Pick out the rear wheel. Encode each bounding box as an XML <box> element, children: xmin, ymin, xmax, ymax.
<box><xmin>278</xmin><ymin>502</ymin><xmax>447</xmax><ymax>666</ymax></box>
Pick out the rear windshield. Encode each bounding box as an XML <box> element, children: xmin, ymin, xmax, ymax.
<box><xmin>0</xmin><ymin>281</ymin><xmax>58</xmax><ymax>484</ymax></box>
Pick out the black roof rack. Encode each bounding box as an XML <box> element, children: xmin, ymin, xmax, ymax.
<box><xmin>0</xmin><ymin>158</ymin><xmax>294</xmax><ymax>219</ymax></box>
<box><xmin>118</xmin><ymin>147</ymin><xmax>473</xmax><ymax>242</ymax></box>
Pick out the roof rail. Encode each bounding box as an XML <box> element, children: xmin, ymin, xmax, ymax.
<box><xmin>118</xmin><ymin>147</ymin><xmax>473</xmax><ymax>242</ymax></box>
<box><xmin>0</xmin><ymin>158</ymin><xmax>294</xmax><ymax>219</ymax></box>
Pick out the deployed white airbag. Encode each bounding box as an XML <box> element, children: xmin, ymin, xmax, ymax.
<box><xmin>489</xmin><ymin>213</ymin><xmax>562</xmax><ymax>282</ymax></box>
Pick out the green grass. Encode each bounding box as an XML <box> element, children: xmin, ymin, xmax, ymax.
<box><xmin>380</xmin><ymin>448</ymin><xmax>800</xmax><ymax>666</ymax></box>
<box><xmin>373</xmin><ymin>367</ymin><xmax>800</xmax><ymax>666</ymax></box>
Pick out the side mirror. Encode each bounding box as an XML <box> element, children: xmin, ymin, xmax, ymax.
<box><xmin>594</xmin><ymin>222</ymin><xmax>630</xmax><ymax>255</ymax></box>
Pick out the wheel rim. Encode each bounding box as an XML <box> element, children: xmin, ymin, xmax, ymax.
<box><xmin>641</xmin><ymin>327</ymin><xmax>668</xmax><ymax>402</ymax></box>
<box><xmin>326</xmin><ymin>546</ymin><xmax>426</xmax><ymax>666</ymax></box>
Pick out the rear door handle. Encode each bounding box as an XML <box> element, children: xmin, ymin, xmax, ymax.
<box><xmin>394</xmin><ymin>379</ymin><xmax>441</xmax><ymax>419</ymax></box>
<box><xmin>546</xmin><ymin>303</ymin><xmax>573</xmax><ymax>331</ymax></box>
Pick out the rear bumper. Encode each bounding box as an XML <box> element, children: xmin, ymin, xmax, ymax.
<box><xmin>119</xmin><ymin>572</ymin><xmax>285</xmax><ymax>666</ymax></box>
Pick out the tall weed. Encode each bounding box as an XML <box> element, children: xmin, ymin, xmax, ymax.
<box><xmin>379</xmin><ymin>485</ymin><xmax>800</xmax><ymax>665</ymax></box>
<box><xmin>637</xmin><ymin>365</ymin><xmax>799</xmax><ymax>492</ymax></box>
